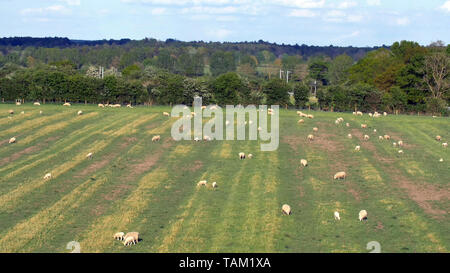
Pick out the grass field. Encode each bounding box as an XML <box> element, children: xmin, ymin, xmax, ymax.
<box><xmin>0</xmin><ymin>103</ymin><xmax>448</xmax><ymax>253</ymax></box>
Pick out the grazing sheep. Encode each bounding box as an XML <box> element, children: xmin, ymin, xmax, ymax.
<box><xmin>359</xmin><ymin>210</ymin><xmax>368</xmax><ymax>221</ymax></box>
<box><xmin>152</xmin><ymin>135</ymin><xmax>161</xmax><ymax>142</ymax></box>
<box><xmin>9</xmin><ymin>137</ymin><xmax>16</xmax><ymax>144</ymax></box>
<box><xmin>112</xmin><ymin>104</ymin><xmax>121</xmax><ymax>108</ymax></box>
<box><xmin>361</xmin><ymin>124</ymin><xmax>367</xmax><ymax>129</ymax></box>
<box><xmin>203</xmin><ymin>135</ymin><xmax>211</xmax><ymax>141</ymax></box>
<box><xmin>307</xmin><ymin>114</ymin><xmax>314</xmax><ymax>119</ymax></box>
<box><xmin>212</xmin><ymin>182</ymin><xmax>218</xmax><ymax>188</ymax></box>
<box><xmin>352</xmin><ymin>112</ymin><xmax>356</xmax><ymax>115</ymax></box>
<box><xmin>248</xmin><ymin>154</ymin><xmax>253</xmax><ymax>159</ymax></box>
<box><xmin>364</xmin><ymin>135</ymin><xmax>370</xmax><ymax>140</ymax></box>
<box><xmin>383</xmin><ymin>112</ymin><xmax>387</xmax><ymax>116</ymax></box>
<box><xmin>86</xmin><ymin>152</ymin><xmax>93</xmax><ymax>159</ymax></box>
<box><xmin>239</xmin><ymin>152</ymin><xmax>246</xmax><ymax>159</ymax></box>
<box><xmin>334</xmin><ymin>171</ymin><xmax>346</xmax><ymax>180</ymax></box>
<box><xmin>398</xmin><ymin>150</ymin><xmax>404</xmax><ymax>154</ymax></box>
<box><xmin>282</xmin><ymin>204</ymin><xmax>291</xmax><ymax>215</ymax></box>
<box><xmin>21</xmin><ymin>111</ymin><xmax>24</xmax><ymax>114</ymax></box>
<box><xmin>191</xmin><ymin>112</ymin><xmax>196</xmax><ymax>117</ymax></box>
<box><xmin>369</xmin><ymin>113</ymin><xmax>373</xmax><ymax>117</ymax></box>
<box><xmin>77</xmin><ymin>110</ymin><xmax>83</xmax><ymax>116</ymax></box>
<box><xmin>123</xmin><ymin>236</ymin><xmax>136</xmax><ymax>246</ymax></box>
<box><xmin>393</xmin><ymin>142</ymin><xmax>397</xmax><ymax>147</ymax></box>
<box><xmin>443</xmin><ymin>143</ymin><xmax>448</xmax><ymax>148</ymax></box>
<box><xmin>383</xmin><ymin>135</ymin><xmax>390</xmax><ymax>140</ymax></box>
<box><xmin>126</xmin><ymin>104</ymin><xmax>133</xmax><ymax>108</ymax></box>
<box><xmin>398</xmin><ymin>140</ymin><xmax>403</xmax><ymax>146</ymax></box>
<box><xmin>334</xmin><ymin>211</ymin><xmax>340</xmax><ymax>221</ymax></box>
<box><xmin>439</xmin><ymin>158</ymin><xmax>444</xmax><ymax>162</ymax></box>
<box><xmin>114</xmin><ymin>232</ymin><xmax>125</xmax><ymax>241</ymax></box>
<box><xmin>39</xmin><ymin>111</ymin><xmax>43</xmax><ymax>114</ymax></box>
<box><xmin>44</xmin><ymin>173</ymin><xmax>52</xmax><ymax>180</ymax></box>
<box><xmin>356</xmin><ymin>111</ymin><xmax>363</xmax><ymax>116</ymax></box>
<box><xmin>34</xmin><ymin>102</ymin><xmax>40</xmax><ymax>106</ymax></box>
<box><xmin>194</xmin><ymin>137</ymin><xmax>200</xmax><ymax>142</ymax></box>
<box><xmin>307</xmin><ymin>134</ymin><xmax>314</xmax><ymax>141</ymax></box>
<box><xmin>98</xmin><ymin>104</ymin><xmax>105</xmax><ymax>108</ymax></box>
<box><xmin>163</xmin><ymin>112</ymin><xmax>170</xmax><ymax>117</ymax></box>
<box><xmin>298</xmin><ymin>119</ymin><xmax>305</xmax><ymax>124</ymax></box>
<box><xmin>63</xmin><ymin>102</ymin><xmax>71</xmax><ymax>106</ymax></box>
<box><xmin>313</xmin><ymin>127</ymin><xmax>318</xmax><ymax>132</ymax></box>
<box><xmin>355</xmin><ymin>145</ymin><xmax>360</xmax><ymax>151</ymax></box>
<box><xmin>124</xmin><ymin>232</ymin><xmax>139</xmax><ymax>243</ymax></box>
<box><xmin>346</xmin><ymin>123</ymin><xmax>350</xmax><ymax>127</ymax></box>
<box><xmin>197</xmin><ymin>180</ymin><xmax>207</xmax><ymax>187</ymax></box>
<box><xmin>16</xmin><ymin>101</ymin><xmax>21</xmax><ymax>106</ymax></box>
<box><xmin>201</xmin><ymin>106</ymin><xmax>207</xmax><ymax>110</ymax></box>
<box><xmin>9</xmin><ymin>110</ymin><xmax>14</xmax><ymax>115</ymax></box>
<box><xmin>300</xmin><ymin>159</ymin><xmax>308</xmax><ymax>167</ymax></box>
<box><xmin>379</xmin><ymin>136</ymin><xmax>384</xmax><ymax>141</ymax></box>
<box><xmin>373</xmin><ymin>129</ymin><xmax>377</xmax><ymax>133</ymax></box>
<box><xmin>347</xmin><ymin>134</ymin><xmax>352</xmax><ymax>139</ymax></box>
<box><xmin>335</xmin><ymin>120</ymin><xmax>340</xmax><ymax>125</ymax></box>
<box><xmin>436</xmin><ymin>135</ymin><xmax>441</xmax><ymax>141</ymax></box>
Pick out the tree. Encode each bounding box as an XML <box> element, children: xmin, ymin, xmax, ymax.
<box><xmin>210</xmin><ymin>72</ymin><xmax>247</xmax><ymax>105</ymax></box>
<box><xmin>210</xmin><ymin>51</ymin><xmax>236</xmax><ymax>76</ymax></box>
<box><xmin>293</xmin><ymin>83</ymin><xmax>309</xmax><ymax>108</ymax></box>
<box><xmin>263</xmin><ymin>78</ymin><xmax>289</xmax><ymax>106</ymax></box>
<box><xmin>308</xmin><ymin>58</ymin><xmax>329</xmax><ymax>85</ymax></box>
<box><xmin>423</xmin><ymin>52</ymin><xmax>449</xmax><ymax>99</ymax></box>
<box><xmin>328</xmin><ymin>54</ymin><xmax>353</xmax><ymax>85</ymax></box>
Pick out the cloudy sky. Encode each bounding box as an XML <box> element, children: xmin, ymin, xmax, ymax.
<box><xmin>0</xmin><ymin>0</ymin><xmax>449</xmax><ymax>46</ymax></box>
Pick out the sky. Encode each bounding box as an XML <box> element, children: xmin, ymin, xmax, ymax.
<box><xmin>0</xmin><ymin>0</ymin><xmax>449</xmax><ymax>47</ymax></box>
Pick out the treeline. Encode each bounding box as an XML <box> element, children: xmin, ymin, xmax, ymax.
<box><xmin>0</xmin><ymin>39</ymin><xmax>448</xmax><ymax>114</ymax></box>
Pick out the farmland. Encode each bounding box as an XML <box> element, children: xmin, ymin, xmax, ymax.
<box><xmin>0</xmin><ymin>103</ymin><xmax>448</xmax><ymax>253</ymax></box>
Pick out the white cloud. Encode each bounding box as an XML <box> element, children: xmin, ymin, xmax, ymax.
<box><xmin>20</xmin><ymin>5</ymin><xmax>71</xmax><ymax>15</ymax></box>
<box><xmin>288</xmin><ymin>9</ymin><xmax>317</xmax><ymax>17</ymax></box>
<box><xmin>441</xmin><ymin>1</ymin><xmax>450</xmax><ymax>12</ymax></box>
<box><xmin>270</xmin><ymin>0</ymin><xmax>326</xmax><ymax>8</ymax></box>
<box><xmin>396</xmin><ymin>17</ymin><xmax>410</xmax><ymax>26</ymax></box>
<box><xmin>151</xmin><ymin>7</ymin><xmax>166</xmax><ymax>15</ymax></box>
<box><xmin>181</xmin><ymin>6</ymin><xmax>237</xmax><ymax>14</ymax></box>
<box><xmin>366</xmin><ymin>0</ymin><xmax>381</xmax><ymax>6</ymax></box>
<box><xmin>59</xmin><ymin>0</ymin><xmax>81</xmax><ymax>6</ymax></box>
<box><xmin>337</xmin><ymin>1</ymin><xmax>357</xmax><ymax>9</ymax></box>
<box><xmin>324</xmin><ymin>10</ymin><xmax>346</xmax><ymax>22</ymax></box>
<box><xmin>207</xmin><ymin>28</ymin><xmax>232</xmax><ymax>40</ymax></box>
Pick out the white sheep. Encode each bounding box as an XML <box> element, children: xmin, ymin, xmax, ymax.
<box><xmin>124</xmin><ymin>232</ymin><xmax>139</xmax><ymax>243</ymax></box>
<box><xmin>226</xmin><ymin>120</ymin><xmax>230</xmax><ymax>126</ymax></box>
<box><xmin>356</xmin><ymin>111</ymin><xmax>363</xmax><ymax>116</ymax></box>
<box><xmin>114</xmin><ymin>232</ymin><xmax>125</xmax><ymax>240</ymax></box>
<box><xmin>9</xmin><ymin>137</ymin><xmax>16</xmax><ymax>144</ymax></box>
<box><xmin>359</xmin><ymin>210</ymin><xmax>368</xmax><ymax>221</ymax></box>
<box><xmin>298</xmin><ymin>119</ymin><xmax>304</xmax><ymax>124</ymax></box>
<box><xmin>373</xmin><ymin>129</ymin><xmax>377</xmax><ymax>133</ymax></box>
<box><xmin>152</xmin><ymin>135</ymin><xmax>161</xmax><ymax>142</ymax></box>
<box><xmin>369</xmin><ymin>113</ymin><xmax>373</xmax><ymax>117</ymax></box>
<box><xmin>124</xmin><ymin>236</ymin><xmax>136</xmax><ymax>246</ymax></box>
<box><xmin>347</xmin><ymin>134</ymin><xmax>352</xmax><ymax>139</ymax></box>
<box><xmin>439</xmin><ymin>158</ymin><xmax>444</xmax><ymax>162</ymax></box>
<box><xmin>379</xmin><ymin>136</ymin><xmax>384</xmax><ymax>141</ymax></box>
<box><xmin>21</xmin><ymin>111</ymin><xmax>24</xmax><ymax>114</ymax></box>
<box><xmin>334</xmin><ymin>211</ymin><xmax>340</xmax><ymax>221</ymax></box>
<box><xmin>398</xmin><ymin>140</ymin><xmax>403</xmax><ymax>146</ymax></box>
<box><xmin>63</xmin><ymin>102</ymin><xmax>71</xmax><ymax>106</ymax></box>
<box><xmin>77</xmin><ymin>110</ymin><xmax>83</xmax><ymax>116</ymax></box>
<box><xmin>248</xmin><ymin>154</ymin><xmax>253</xmax><ymax>159</ymax></box>
<box><xmin>258</xmin><ymin>126</ymin><xmax>262</xmax><ymax>131</ymax></box>
<box><xmin>334</xmin><ymin>171</ymin><xmax>346</xmax><ymax>180</ymax></box>
<box><xmin>34</xmin><ymin>102</ymin><xmax>40</xmax><ymax>106</ymax></box>
<box><xmin>282</xmin><ymin>204</ymin><xmax>291</xmax><ymax>215</ymax></box>
<box><xmin>16</xmin><ymin>101</ymin><xmax>21</xmax><ymax>106</ymax></box>
<box><xmin>203</xmin><ymin>135</ymin><xmax>211</xmax><ymax>141</ymax></box>
<box><xmin>346</xmin><ymin>123</ymin><xmax>350</xmax><ymax>127</ymax></box>
<box><xmin>86</xmin><ymin>152</ymin><xmax>93</xmax><ymax>159</ymax></box>
<box><xmin>39</xmin><ymin>111</ymin><xmax>43</xmax><ymax>114</ymax></box>
<box><xmin>300</xmin><ymin>159</ymin><xmax>308</xmax><ymax>167</ymax></box>
<box><xmin>383</xmin><ymin>135</ymin><xmax>390</xmax><ymax>140</ymax></box>
<box><xmin>313</xmin><ymin>127</ymin><xmax>318</xmax><ymax>132</ymax></box>
<box><xmin>212</xmin><ymin>182</ymin><xmax>218</xmax><ymax>188</ymax></box>
<box><xmin>364</xmin><ymin>135</ymin><xmax>370</xmax><ymax>141</ymax></box>
<box><xmin>307</xmin><ymin>134</ymin><xmax>314</xmax><ymax>141</ymax></box>
<box><xmin>361</xmin><ymin>124</ymin><xmax>367</xmax><ymax>129</ymax></box>
<box><xmin>239</xmin><ymin>152</ymin><xmax>246</xmax><ymax>159</ymax></box>
<box><xmin>398</xmin><ymin>150</ymin><xmax>404</xmax><ymax>154</ymax></box>
<box><xmin>307</xmin><ymin>114</ymin><xmax>314</xmax><ymax>119</ymax></box>
<box><xmin>436</xmin><ymin>135</ymin><xmax>441</xmax><ymax>141</ymax></box>
<box><xmin>126</xmin><ymin>104</ymin><xmax>133</xmax><ymax>108</ymax></box>
<box><xmin>443</xmin><ymin>143</ymin><xmax>448</xmax><ymax>148</ymax></box>
<box><xmin>194</xmin><ymin>137</ymin><xmax>200</xmax><ymax>142</ymax></box>
<box><xmin>98</xmin><ymin>104</ymin><xmax>105</xmax><ymax>108</ymax></box>
<box><xmin>8</xmin><ymin>109</ymin><xmax>14</xmax><ymax>115</ymax></box>
<box><xmin>355</xmin><ymin>145</ymin><xmax>360</xmax><ymax>151</ymax></box>
<box><xmin>197</xmin><ymin>180</ymin><xmax>207</xmax><ymax>187</ymax></box>
<box><xmin>44</xmin><ymin>173</ymin><xmax>52</xmax><ymax>180</ymax></box>
<box><xmin>163</xmin><ymin>112</ymin><xmax>170</xmax><ymax>117</ymax></box>
<box><xmin>393</xmin><ymin>142</ymin><xmax>397</xmax><ymax>147</ymax></box>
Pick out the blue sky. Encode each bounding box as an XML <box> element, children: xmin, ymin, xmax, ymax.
<box><xmin>0</xmin><ymin>0</ymin><xmax>449</xmax><ymax>46</ymax></box>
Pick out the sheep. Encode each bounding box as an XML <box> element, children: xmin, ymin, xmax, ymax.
<box><xmin>300</xmin><ymin>159</ymin><xmax>308</xmax><ymax>167</ymax></box>
<box><xmin>368</xmin><ymin>113</ymin><xmax>373</xmax><ymax>117</ymax></box>
<box><xmin>352</xmin><ymin>112</ymin><xmax>356</xmax><ymax>115</ymax></box>
<box><xmin>313</xmin><ymin>127</ymin><xmax>318</xmax><ymax>132</ymax></box>
<box><xmin>21</xmin><ymin>111</ymin><xmax>24</xmax><ymax>115</ymax></box>
<box><xmin>63</xmin><ymin>102</ymin><xmax>71</xmax><ymax>106</ymax></box>
<box><xmin>334</xmin><ymin>171</ymin><xmax>346</xmax><ymax>180</ymax></box>
<box><xmin>334</xmin><ymin>211</ymin><xmax>340</xmax><ymax>221</ymax></box>
<box><xmin>201</xmin><ymin>106</ymin><xmax>207</xmax><ymax>110</ymax></box>
<box><xmin>124</xmin><ymin>232</ymin><xmax>139</xmax><ymax>243</ymax></box>
<box><xmin>163</xmin><ymin>112</ymin><xmax>170</xmax><ymax>117</ymax></box>
<box><xmin>282</xmin><ymin>204</ymin><xmax>291</xmax><ymax>215</ymax></box>
<box><xmin>383</xmin><ymin>135</ymin><xmax>390</xmax><ymax>140</ymax></box>
<box><xmin>307</xmin><ymin>114</ymin><xmax>314</xmax><ymax>119</ymax></box>
<box><xmin>364</xmin><ymin>135</ymin><xmax>370</xmax><ymax>141</ymax></box>
<box><xmin>191</xmin><ymin>112</ymin><xmax>196</xmax><ymax>117</ymax></box>
<box><xmin>34</xmin><ymin>102</ymin><xmax>40</xmax><ymax>106</ymax></box>
<box><xmin>379</xmin><ymin>136</ymin><xmax>384</xmax><ymax>140</ymax></box>
<box><xmin>393</xmin><ymin>142</ymin><xmax>397</xmax><ymax>147</ymax></box>
<box><xmin>15</xmin><ymin>101</ymin><xmax>21</xmax><ymax>106</ymax></box>
<box><xmin>439</xmin><ymin>158</ymin><xmax>444</xmax><ymax>162</ymax></box>
<box><xmin>112</xmin><ymin>104</ymin><xmax>121</xmax><ymax>108</ymax></box>
<box><xmin>298</xmin><ymin>119</ymin><xmax>305</xmax><ymax>124</ymax></box>
<box><xmin>197</xmin><ymin>180</ymin><xmax>207</xmax><ymax>187</ymax></box>
<box><xmin>356</xmin><ymin>111</ymin><xmax>363</xmax><ymax>116</ymax></box>
<box><xmin>361</xmin><ymin>124</ymin><xmax>367</xmax><ymax>129</ymax></box>
<box><xmin>335</xmin><ymin>120</ymin><xmax>340</xmax><ymax>125</ymax></box>
<box><xmin>98</xmin><ymin>103</ymin><xmax>105</xmax><ymax>108</ymax></box>
<box><xmin>86</xmin><ymin>152</ymin><xmax>93</xmax><ymax>159</ymax></box>
<box><xmin>123</xmin><ymin>236</ymin><xmax>136</xmax><ymax>246</ymax></box>
<box><xmin>249</xmin><ymin>120</ymin><xmax>253</xmax><ymax>125</ymax></box>
<box><xmin>248</xmin><ymin>154</ymin><xmax>253</xmax><ymax>159</ymax></box>
<box><xmin>77</xmin><ymin>110</ymin><xmax>83</xmax><ymax>116</ymax></box>
<box><xmin>359</xmin><ymin>210</ymin><xmax>368</xmax><ymax>221</ymax></box>
<box><xmin>9</xmin><ymin>137</ymin><xmax>16</xmax><ymax>144</ymax></box>
<box><xmin>398</xmin><ymin>150</ymin><xmax>404</xmax><ymax>154</ymax></box>
<box><xmin>239</xmin><ymin>152</ymin><xmax>245</xmax><ymax>159</ymax></box>
<box><xmin>44</xmin><ymin>173</ymin><xmax>52</xmax><ymax>180</ymax></box>
<box><xmin>347</xmin><ymin>134</ymin><xmax>352</xmax><ymax>139</ymax></box>
<box><xmin>436</xmin><ymin>135</ymin><xmax>441</xmax><ymax>141</ymax></box>
<box><xmin>258</xmin><ymin>126</ymin><xmax>262</xmax><ymax>131</ymax></box>
<box><xmin>212</xmin><ymin>182</ymin><xmax>218</xmax><ymax>188</ymax></box>
<box><xmin>346</xmin><ymin>123</ymin><xmax>350</xmax><ymax>127</ymax></box>
<box><xmin>194</xmin><ymin>137</ymin><xmax>200</xmax><ymax>142</ymax></box>
<box><xmin>398</xmin><ymin>140</ymin><xmax>403</xmax><ymax>146</ymax></box>
<box><xmin>152</xmin><ymin>135</ymin><xmax>161</xmax><ymax>142</ymax></box>
<box><xmin>337</xmin><ymin>117</ymin><xmax>344</xmax><ymax>122</ymax></box>
<box><xmin>373</xmin><ymin>129</ymin><xmax>377</xmax><ymax>133</ymax></box>
<box><xmin>443</xmin><ymin>143</ymin><xmax>448</xmax><ymax>148</ymax></box>
<box><xmin>39</xmin><ymin>111</ymin><xmax>43</xmax><ymax>115</ymax></box>
<box><xmin>383</xmin><ymin>112</ymin><xmax>387</xmax><ymax>116</ymax></box>
<box><xmin>8</xmin><ymin>110</ymin><xmax>14</xmax><ymax>115</ymax></box>
<box><xmin>126</xmin><ymin>104</ymin><xmax>133</xmax><ymax>108</ymax></box>
<box><xmin>307</xmin><ymin>134</ymin><xmax>314</xmax><ymax>141</ymax></box>
<box><xmin>355</xmin><ymin>145</ymin><xmax>360</xmax><ymax>151</ymax></box>
<box><xmin>203</xmin><ymin>135</ymin><xmax>211</xmax><ymax>141</ymax></box>
<box><xmin>114</xmin><ymin>232</ymin><xmax>125</xmax><ymax>240</ymax></box>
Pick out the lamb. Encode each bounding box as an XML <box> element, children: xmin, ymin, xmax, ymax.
<box><xmin>98</xmin><ymin>104</ymin><xmax>105</xmax><ymax>108</ymax></box>
<box><xmin>300</xmin><ymin>159</ymin><xmax>308</xmax><ymax>167</ymax></box>
<box><xmin>258</xmin><ymin>126</ymin><xmax>262</xmax><ymax>131</ymax></box>
<box><xmin>436</xmin><ymin>135</ymin><xmax>441</xmax><ymax>141</ymax></box>
<box><xmin>347</xmin><ymin>134</ymin><xmax>352</xmax><ymax>139</ymax></box>
<box><xmin>334</xmin><ymin>211</ymin><xmax>340</xmax><ymax>221</ymax></box>
<box><xmin>313</xmin><ymin>127</ymin><xmax>318</xmax><ymax>132</ymax></box>
<box><xmin>77</xmin><ymin>110</ymin><xmax>83</xmax><ymax>116</ymax></box>
<box><xmin>282</xmin><ymin>204</ymin><xmax>291</xmax><ymax>215</ymax></box>
<box><xmin>63</xmin><ymin>102</ymin><xmax>71</xmax><ymax>106</ymax></box>
<box><xmin>152</xmin><ymin>135</ymin><xmax>161</xmax><ymax>142</ymax></box>
<box><xmin>201</xmin><ymin>106</ymin><xmax>207</xmax><ymax>110</ymax></box>
<box><xmin>307</xmin><ymin>134</ymin><xmax>314</xmax><ymax>141</ymax></box>
<box><xmin>248</xmin><ymin>154</ymin><xmax>253</xmax><ymax>159</ymax></box>
<box><xmin>163</xmin><ymin>112</ymin><xmax>170</xmax><ymax>117</ymax></box>
<box><xmin>113</xmin><ymin>104</ymin><xmax>121</xmax><ymax>108</ymax></box>
<box><xmin>124</xmin><ymin>232</ymin><xmax>139</xmax><ymax>243</ymax></box>
<box><xmin>352</xmin><ymin>112</ymin><xmax>356</xmax><ymax>115</ymax></box>
<box><xmin>239</xmin><ymin>152</ymin><xmax>246</xmax><ymax>159</ymax></box>
<box><xmin>86</xmin><ymin>152</ymin><xmax>93</xmax><ymax>159</ymax></box>
<box><xmin>364</xmin><ymin>135</ymin><xmax>370</xmax><ymax>140</ymax></box>
<box><xmin>443</xmin><ymin>143</ymin><xmax>448</xmax><ymax>148</ymax></box>
<box><xmin>9</xmin><ymin>137</ymin><xmax>16</xmax><ymax>144</ymax></box>
<box><xmin>383</xmin><ymin>135</ymin><xmax>390</xmax><ymax>140</ymax></box>
<box><xmin>334</xmin><ymin>171</ymin><xmax>346</xmax><ymax>180</ymax></box>
<box><xmin>34</xmin><ymin>102</ymin><xmax>41</xmax><ymax>106</ymax></box>
<box><xmin>359</xmin><ymin>210</ymin><xmax>368</xmax><ymax>221</ymax></box>
<box><xmin>361</xmin><ymin>124</ymin><xmax>367</xmax><ymax>129</ymax></box>
<box><xmin>21</xmin><ymin>111</ymin><xmax>24</xmax><ymax>114</ymax></box>
<box><xmin>298</xmin><ymin>119</ymin><xmax>305</xmax><ymax>124</ymax></box>
<box><xmin>197</xmin><ymin>180</ymin><xmax>207</xmax><ymax>187</ymax></box>
<box><xmin>123</xmin><ymin>236</ymin><xmax>136</xmax><ymax>246</ymax></box>
<box><xmin>44</xmin><ymin>173</ymin><xmax>52</xmax><ymax>180</ymax></box>
<box><xmin>114</xmin><ymin>232</ymin><xmax>125</xmax><ymax>240</ymax></box>
<box><xmin>355</xmin><ymin>145</ymin><xmax>360</xmax><ymax>151</ymax></box>
<box><xmin>212</xmin><ymin>182</ymin><xmax>218</xmax><ymax>188</ymax></box>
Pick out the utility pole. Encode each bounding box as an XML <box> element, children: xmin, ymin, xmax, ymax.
<box><xmin>286</xmin><ymin>70</ymin><xmax>292</xmax><ymax>83</ymax></box>
<box><xmin>279</xmin><ymin>69</ymin><xmax>284</xmax><ymax>79</ymax></box>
